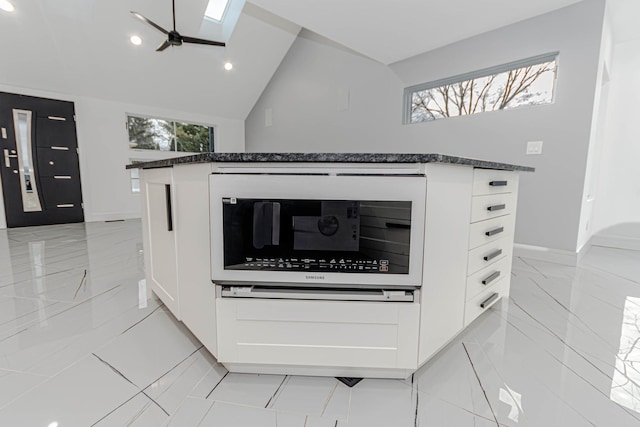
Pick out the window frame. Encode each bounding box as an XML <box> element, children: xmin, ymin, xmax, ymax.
<box><xmin>126</xmin><ymin>113</ymin><xmax>216</xmax><ymax>153</ymax></box>
<box><xmin>402</xmin><ymin>52</ymin><xmax>559</xmax><ymax>124</ymax></box>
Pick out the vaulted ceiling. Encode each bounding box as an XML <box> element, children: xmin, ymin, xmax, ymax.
<box><xmin>0</xmin><ymin>0</ymin><xmax>300</xmax><ymax>120</ymax></box>
<box><xmin>1</xmin><ymin>0</ymin><xmax>636</xmax><ymax>121</ymax></box>
<box><xmin>248</xmin><ymin>0</ymin><xmax>585</xmax><ymax>64</ymax></box>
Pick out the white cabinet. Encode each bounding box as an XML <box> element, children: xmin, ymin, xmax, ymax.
<box><xmin>139</xmin><ymin>164</ymin><xmax>219</xmax><ymax>355</ymax></box>
<box><xmin>137</xmin><ymin>161</ymin><xmax>525</xmax><ymax>378</ymax></box>
<box><xmin>140</xmin><ymin>167</ymin><xmax>179</xmax><ymax>317</ymax></box>
<box><xmin>464</xmin><ymin>169</ymin><xmax>519</xmax><ymax>326</ymax></box>
<box><xmin>217</xmin><ymin>298</ymin><xmax>419</xmax><ymax>372</ymax></box>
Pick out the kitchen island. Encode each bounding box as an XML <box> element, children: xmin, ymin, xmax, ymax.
<box><xmin>128</xmin><ymin>153</ymin><xmax>533</xmax><ymax>379</ymax></box>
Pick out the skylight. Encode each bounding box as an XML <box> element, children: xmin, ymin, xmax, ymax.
<box><xmin>205</xmin><ymin>0</ymin><xmax>230</xmax><ymax>21</ymax></box>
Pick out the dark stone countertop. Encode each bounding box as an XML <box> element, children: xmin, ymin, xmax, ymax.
<box><xmin>126</xmin><ymin>153</ymin><xmax>534</xmax><ymax>172</ymax></box>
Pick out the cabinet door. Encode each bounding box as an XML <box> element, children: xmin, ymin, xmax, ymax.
<box><xmin>141</xmin><ymin>168</ymin><xmax>179</xmax><ymax>317</ymax></box>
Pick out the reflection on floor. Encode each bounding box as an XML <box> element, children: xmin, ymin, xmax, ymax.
<box><xmin>0</xmin><ymin>220</ymin><xmax>639</xmax><ymax>426</ymax></box>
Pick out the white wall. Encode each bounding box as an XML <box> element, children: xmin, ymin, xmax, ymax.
<box><xmin>576</xmin><ymin>6</ymin><xmax>614</xmax><ymax>251</ymax></box>
<box><xmin>591</xmin><ymin>37</ymin><xmax>640</xmax><ymax>238</ymax></box>
<box><xmin>0</xmin><ymin>84</ymin><xmax>245</xmax><ymax>228</ymax></box>
<box><xmin>245</xmin><ymin>0</ymin><xmax>606</xmax><ymax>253</ymax></box>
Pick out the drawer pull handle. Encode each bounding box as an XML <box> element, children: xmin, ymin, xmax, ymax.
<box><xmin>482</xmin><ymin>271</ymin><xmax>501</xmax><ymax>285</ymax></box>
<box><xmin>483</xmin><ymin>249</ymin><xmax>502</xmax><ymax>261</ymax></box>
<box><xmin>485</xmin><ymin>227</ymin><xmax>504</xmax><ymax>237</ymax></box>
<box><xmin>487</xmin><ymin>204</ymin><xmax>505</xmax><ymax>212</ymax></box>
<box><xmin>165</xmin><ymin>184</ymin><xmax>173</xmax><ymax>232</ymax></box>
<box><xmin>480</xmin><ymin>292</ymin><xmax>499</xmax><ymax>309</ymax></box>
<box><xmin>489</xmin><ymin>180</ymin><xmax>508</xmax><ymax>187</ymax></box>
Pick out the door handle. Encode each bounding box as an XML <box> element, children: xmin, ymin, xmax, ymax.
<box><xmin>3</xmin><ymin>149</ymin><xmax>18</xmax><ymax>168</ymax></box>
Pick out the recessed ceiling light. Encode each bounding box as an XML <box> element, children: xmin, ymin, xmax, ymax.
<box><xmin>0</xmin><ymin>0</ymin><xmax>15</xmax><ymax>12</ymax></box>
<box><xmin>130</xmin><ymin>35</ymin><xmax>142</xmax><ymax>46</ymax></box>
<box><xmin>224</xmin><ymin>62</ymin><xmax>233</xmax><ymax>71</ymax></box>
<box><xmin>47</xmin><ymin>422</ymin><xmax>59</xmax><ymax>427</ymax></box>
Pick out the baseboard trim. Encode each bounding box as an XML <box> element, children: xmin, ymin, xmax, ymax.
<box><xmin>85</xmin><ymin>212</ymin><xmax>141</xmax><ymax>223</ymax></box>
<box><xmin>590</xmin><ymin>234</ymin><xmax>640</xmax><ymax>251</ymax></box>
<box><xmin>513</xmin><ymin>243</ymin><xmax>580</xmax><ymax>266</ymax></box>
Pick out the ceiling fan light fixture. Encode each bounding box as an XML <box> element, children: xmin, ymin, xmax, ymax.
<box><xmin>224</xmin><ymin>62</ymin><xmax>233</xmax><ymax>71</ymax></box>
<box><xmin>0</xmin><ymin>0</ymin><xmax>15</xmax><ymax>12</ymax></box>
<box><xmin>130</xmin><ymin>35</ymin><xmax>143</xmax><ymax>46</ymax></box>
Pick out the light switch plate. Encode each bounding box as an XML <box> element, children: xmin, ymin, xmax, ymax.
<box><xmin>526</xmin><ymin>140</ymin><xmax>543</xmax><ymax>155</ymax></box>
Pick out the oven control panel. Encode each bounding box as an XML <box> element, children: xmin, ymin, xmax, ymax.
<box><xmin>234</xmin><ymin>257</ymin><xmax>391</xmax><ymax>272</ymax></box>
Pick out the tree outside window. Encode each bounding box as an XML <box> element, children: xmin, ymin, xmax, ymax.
<box><xmin>407</xmin><ymin>55</ymin><xmax>558</xmax><ymax>123</ymax></box>
<box><xmin>127</xmin><ymin>115</ymin><xmax>213</xmax><ymax>153</ymax></box>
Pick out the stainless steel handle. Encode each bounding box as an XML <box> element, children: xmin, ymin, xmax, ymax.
<box><xmin>482</xmin><ymin>271</ymin><xmax>501</xmax><ymax>285</ymax></box>
<box><xmin>487</xmin><ymin>204</ymin><xmax>505</xmax><ymax>212</ymax></box>
<box><xmin>489</xmin><ymin>180</ymin><xmax>508</xmax><ymax>187</ymax></box>
<box><xmin>3</xmin><ymin>149</ymin><xmax>17</xmax><ymax>168</ymax></box>
<box><xmin>485</xmin><ymin>227</ymin><xmax>504</xmax><ymax>237</ymax></box>
<box><xmin>483</xmin><ymin>249</ymin><xmax>502</xmax><ymax>261</ymax></box>
<box><xmin>480</xmin><ymin>292</ymin><xmax>499</xmax><ymax>309</ymax></box>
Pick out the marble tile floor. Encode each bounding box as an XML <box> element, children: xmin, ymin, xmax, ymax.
<box><xmin>0</xmin><ymin>220</ymin><xmax>639</xmax><ymax>426</ymax></box>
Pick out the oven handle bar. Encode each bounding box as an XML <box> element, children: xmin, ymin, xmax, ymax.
<box><xmin>220</xmin><ymin>286</ymin><xmax>414</xmax><ymax>302</ymax></box>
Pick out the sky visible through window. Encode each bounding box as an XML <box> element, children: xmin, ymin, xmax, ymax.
<box><xmin>205</xmin><ymin>0</ymin><xmax>230</xmax><ymax>21</ymax></box>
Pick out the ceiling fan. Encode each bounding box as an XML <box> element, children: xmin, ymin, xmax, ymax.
<box><xmin>131</xmin><ymin>0</ymin><xmax>225</xmax><ymax>52</ymax></box>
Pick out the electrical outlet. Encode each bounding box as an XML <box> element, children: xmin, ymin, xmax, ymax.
<box><xmin>526</xmin><ymin>140</ymin><xmax>543</xmax><ymax>155</ymax></box>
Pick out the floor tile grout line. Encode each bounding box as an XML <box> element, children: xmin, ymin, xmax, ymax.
<box><xmin>205</xmin><ymin>371</ymin><xmax>229</xmax><ymax>399</ymax></box>
<box><xmin>393</xmin><ymin>370</ymin><xmax>502</xmax><ymax>423</ymax></box>
<box><xmin>265</xmin><ymin>375</ymin><xmax>289</xmax><ymax>409</ymax></box>
<box><xmin>119</xmin><ymin>303</ymin><xmax>165</xmax><ymax>336</ymax></box>
<box><xmin>482</xmin><ymin>308</ymin><xmax>601</xmax><ymax>426</ymax></box>
<box><xmin>90</xmin><ymin>392</ymin><xmax>143</xmax><ymax>426</ymax></box>
<box><xmin>526</xmin><ymin>276</ymin><xmax>640</xmax><ymax>381</ymax></box>
<box><xmin>320</xmin><ymin>380</ymin><xmax>339</xmax><ymax>417</ymax></box>
<box><xmin>150</xmin><ymin>348</ymin><xmax>206</xmax><ymax>403</ymax></box>
<box><xmin>413</xmin><ymin>374</ymin><xmax>419</xmax><ymax>427</ymax></box>
<box><xmin>72</xmin><ymin>268</ymin><xmax>88</xmax><ymax>299</ymax></box>
<box><xmin>461</xmin><ymin>342</ymin><xmax>500</xmax><ymax>427</ymax></box>
<box><xmin>196</xmin><ymin>401</ymin><xmax>216</xmax><ymax>426</ymax></box>
<box><xmin>141</xmin><ymin>390</ymin><xmax>170</xmax><ymax>417</ymax></box>
<box><xmin>92</xmin><ymin>353</ymin><xmax>138</xmax><ymax>388</ymax></box>
<box><xmin>140</xmin><ymin>345</ymin><xmax>204</xmax><ymax>392</ymax></box>
<box><xmin>510</xmin><ymin>296</ymin><xmax>640</xmax><ymax>398</ymax></box>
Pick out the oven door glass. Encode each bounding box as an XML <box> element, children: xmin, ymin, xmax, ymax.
<box><xmin>210</xmin><ymin>173</ymin><xmax>426</xmax><ymax>287</ymax></box>
<box><xmin>223</xmin><ymin>198</ymin><xmax>411</xmax><ymax>274</ymax></box>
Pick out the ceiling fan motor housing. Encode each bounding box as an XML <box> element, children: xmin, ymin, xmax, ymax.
<box><xmin>168</xmin><ymin>30</ymin><xmax>183</xmax><ymax>46</ymax></box>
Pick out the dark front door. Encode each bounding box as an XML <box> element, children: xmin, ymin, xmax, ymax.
<box><xmin>0</xmin><ymin>92</ymin><xmax>84</xmax><ymax>227</ymax></box>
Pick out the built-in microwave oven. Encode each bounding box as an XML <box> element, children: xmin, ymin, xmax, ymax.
<box><xmin>210</xmin><ymin>173</ymin><xmax>426</xmax><ymax>288</ymax></box>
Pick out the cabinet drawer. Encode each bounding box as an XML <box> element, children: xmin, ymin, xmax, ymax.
<box><xmin>468</xmin><ymin>215</ymin><xmax>514</xmax><ymax>250</ymax></box>
<box><xmin>464</xmin><ymin>279</ymin><xmax>507</xmax><ymax>326</ymax></box>
<box><xmin>470</xmin><ymin>192</ymin><xmax>516</xmax><ymax>223</ymax></box>
<box><xmin>467</xmin><ymin>238</ymin><xmax>509</xmax><ymax>275</ymax></box>
<box><xmin>216</xmin><ymin>298</ymin><xmax>420</xmax><ymax>369</ymax></box>
<box><xmin>472</xmin><ymin>169</ymin><xmax>517</xmax><ymax>196</ymax></box>
<box><xmin>466</xmin><ymin>257</ymin><xmax>510</xmax><ymax>300</ymax></box>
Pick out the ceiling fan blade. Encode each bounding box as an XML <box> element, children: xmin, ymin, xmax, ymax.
<box><xmin>131</xmin><ymin>11</ymin><xmax>169</xmax><ymax>35</ymax></box>
<box><xmin>156</xmin><ymin>40</ymin><xmax>171</xmax><ymax>52</ymax></box>
<box><xmin>182</xmin><ymin>36</ymin><xmax>225</xmax><ymax>47</ymax></box>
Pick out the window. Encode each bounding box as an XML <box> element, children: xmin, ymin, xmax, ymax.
<box><xmin>127</xmin><ymin>115</ymin><xmax>214</xmax><ymax>153</ymax></box>
<box><xmin>204</xmin><ymin>0</ymin><xmax>230</xmax><ymax>21</ymax></box>
<box><xmin>128</xmin><ymin>159</ymin><xmax>150</xmax><ymax>193</ymax></box>
<box><xmin>404</xmin><ymin>53</ymin><xmax>558</xmax><ymax>124</ymax></box>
